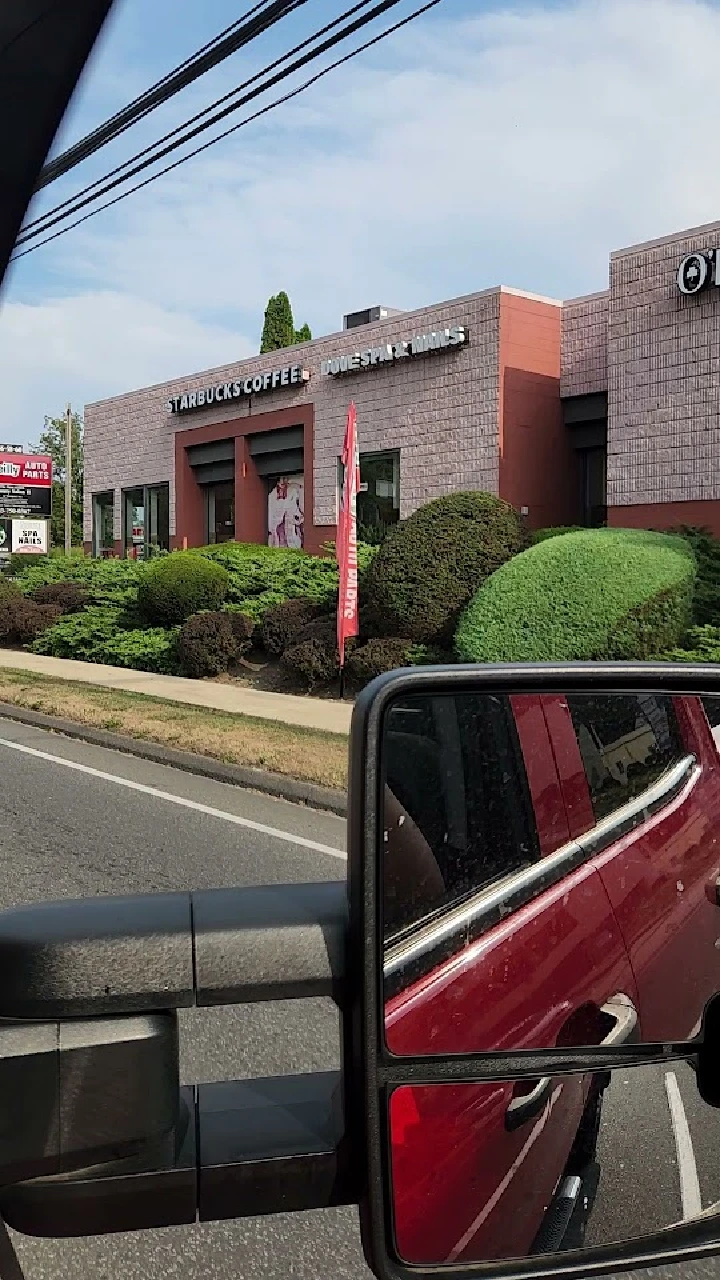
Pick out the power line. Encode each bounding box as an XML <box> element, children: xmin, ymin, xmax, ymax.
<box><xmin>16</xmin><ymin>0</ymin><xmax>411</xmax><ymax>248</ymax></box>
<box><xmin>35</xmin><ymin>0</ymin><xmax>309</xmax><ymax>191</ymax></box>
<box><xmin>22</xmin><ymin>0</ymin><xmax>380</xmax><ymax>238</ymax></box>
<box><xmin>11</xmin><ymin>0</ymin><xmax>444</xmax><ymax>263</ymax></box>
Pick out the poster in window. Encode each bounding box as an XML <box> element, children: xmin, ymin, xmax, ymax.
<box><xmin>268</xmin><ymin>475</ymin><xmax>304</xmax><ymax>549</ymax></box>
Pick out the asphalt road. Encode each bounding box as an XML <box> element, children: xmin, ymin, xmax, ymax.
<box><xmin>585</xmin><ymin>1062</ymin><xmax>720</xmax><ymax>1248</ymax></box>
<box><xmin>0</xmin><ymin>717</ymin><xmax>717</xmax><ymax>1280</ymax></box>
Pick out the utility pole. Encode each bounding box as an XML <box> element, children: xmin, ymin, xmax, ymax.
<box><xmin>64</xmin><ymin>402</ymin><xmax>72</xmax><ymax>554</ymax></box>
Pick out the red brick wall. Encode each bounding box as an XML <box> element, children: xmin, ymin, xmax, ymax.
<box><xmin>499</xmin><ymin>293</ymin><xmax>581</xmax><ymax>529</ymax></box>
<box><xmin>608</xmin><ymin>500</ymin><xmax>720</xmax><ymax>537</ymax></box>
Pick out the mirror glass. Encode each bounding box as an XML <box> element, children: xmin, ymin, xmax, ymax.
<box><xmin>382</xmin><ymin>690</ymin><xmax>720</xmax><ymax>1053</ymax></box>
<box><xmin>387</xmin><ymin>1059</ymin><xmax>720</xmax><ymax>1265</ymax></box>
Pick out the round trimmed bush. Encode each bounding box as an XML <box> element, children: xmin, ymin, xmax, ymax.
<box><xmin>261</xmin><ymin>597</ymin><xmax>325</xmax><ymax>656</ymax></box>
<box><xmin>225</xmin><ymin>609</ymin><xmax>255</xmax><ymax>656</ymax></box>
<box><xmin>282</xmin><ymin>615</ymin><xmax>340</xmax><ymax>690</ymax></box>
<box><xmin>178</xmin><ymin>611</ymin><xmax>238</xmax><ymax>678</ymax></box>
<box><xmin>363</xmin><ymin>492</ymin><xmax>530</xmax><ymax>644</ymax></box>
<box><xmin>0</xmin><ymin>596</ymin><xmax>61</xmax><ymax>643</ymax></box>
<box><xmin>31</xmin><ymin>581</ymin><xmax>89</xmax><ymax>614</ymax></box>
<box><xmin>455</xmin><ymin>528</ymin><xmax>696</xmax><ymax>663</ymax></box>
<box><xmin>138</xmin><ymin>552</ymin><xmax>229</xmax><ymax>626</ymax></box>
<box><xmin>346</xmin><ymin>638</ymin><xmax>414</xmax><ymax>686</ymax></box>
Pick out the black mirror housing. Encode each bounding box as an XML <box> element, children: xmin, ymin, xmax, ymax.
<box><xmin>0</xmin><ymin>1013</ymin><xmax>180</xmax><ymax>1187</ymax></box>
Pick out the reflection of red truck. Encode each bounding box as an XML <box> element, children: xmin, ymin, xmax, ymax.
<box><xmin>384</xmin><ymin>693</ymin><xmax>720</xmax><ymax>1264</ymax></box>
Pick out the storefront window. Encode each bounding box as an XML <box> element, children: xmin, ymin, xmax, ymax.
<box><xmin>338</xmin><ymin>450</ymin><xmax>400</xmax><ymax>543</ymax></box>
<box><xmin>267</xmin><ymin>474</ymin><xmax>304</xmax><ymax>549</ymax></box>
<box><xmin>205</xmin><ymin>481</ymin><xmax>235</xmax><ymax>544</ymax></box>
<box><xmin>122</xmin><ymin>484</ymin><xmax>170</xmax><ymax>559</ymax></box>
<box><xmin>92</xmin><ymin>491</ymin><xmax>115</xmax><ymax>557</ymax></box>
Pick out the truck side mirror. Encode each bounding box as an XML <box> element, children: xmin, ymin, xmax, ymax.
<box><xmin>347</xmin><ymin>661</ymin><xmax>720</xmax><ymax>1279</ymax></box>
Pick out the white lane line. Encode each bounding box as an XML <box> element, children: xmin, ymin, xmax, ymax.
<box><xmin>0</xmin><ymin>736</ymin><xmax>347</xmax><ymax>861</ymax></box>
<box><xmin>665</xmin><ymin>1071</ymin><xmax>702</xmax><ymax>1220</ymax></box>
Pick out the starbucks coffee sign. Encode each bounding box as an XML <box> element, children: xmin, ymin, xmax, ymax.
<box><xmin>167</xmin><ymin>364</ymin><xmax>310</xmax><ymax>415</ymax></box>
<box><xmin>321</xmin><ymin>324</ymin><xmax>467</xmax><ymax>377</ymax></box>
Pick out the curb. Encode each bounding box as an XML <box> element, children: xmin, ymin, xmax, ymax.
<box><xmin>0</xmin><ymin>701</ymin><xmax>348</xmax><ymax>817</ymax></box>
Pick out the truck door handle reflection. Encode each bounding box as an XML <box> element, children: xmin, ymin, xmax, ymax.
<box><xmin>504</xmin><ymin>1076</ymin><xmax>553</xmax><ymax>1132</ymax></box>
<box><xmin>599</xmin><ymin>994</ymin><xmax>639</xmax><ymax>1047</ymax></box>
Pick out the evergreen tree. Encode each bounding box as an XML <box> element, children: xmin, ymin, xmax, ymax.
<box><xmin>260</xmin><ymin>292</ymin><xmax>312</xmax><ymax>352</ymax></box>
<box><xmin>33</xmin><ymin>411</ymin><xmax>84</xmax><ymax>548</ymax></box>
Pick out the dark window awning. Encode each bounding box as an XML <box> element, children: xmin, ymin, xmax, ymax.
<box><xmin>249</xmin><ymin>426</ymin><xmax>304</xmax><ymax>478</ymax></box>
<box><xmin>187</xmin><ymin>438</ymin><xmax>235</xmax><ymax>486</ymax></box>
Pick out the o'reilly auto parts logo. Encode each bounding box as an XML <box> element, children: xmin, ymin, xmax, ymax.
<box><xmin>677</xmin><ymin>249</ymin><xmax>719</xmax><ymax>295</ymax></box>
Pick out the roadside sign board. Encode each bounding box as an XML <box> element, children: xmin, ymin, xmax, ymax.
<box><xmin>0</xmin><ymin>453</ymin><xmax>52</xmax><ymax>520</ymax></box>
<box><xmin>11</xmin><ymin>519</ymin><xmax>48</xmax><ymax>554</ymax></box>
<box><xmin>0</xmin><ymin>519</ymin><xmax>11</xmax><ymax>556</ymax></box>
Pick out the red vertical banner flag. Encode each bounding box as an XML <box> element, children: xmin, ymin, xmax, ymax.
<box><xmin>337</xmin><ymin>401</ymin><xmax>360</xmax><ymax>671</ymax></box>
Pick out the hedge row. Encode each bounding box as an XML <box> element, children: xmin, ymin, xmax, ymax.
<box><xmin>7</xmin><ymin>508</ymin><xmax>717</xmax><ymax>688</ymax></box>
<box><xmin>455</xmin><ymin>528</ymin><xmax>695</xmax><ymax>663</ymax></box>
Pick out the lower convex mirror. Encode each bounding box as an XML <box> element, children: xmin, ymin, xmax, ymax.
<box><xmin>388</xmin><ymin>1060</ymin><xmax>712</xmax><ymax>1265</ymax></box>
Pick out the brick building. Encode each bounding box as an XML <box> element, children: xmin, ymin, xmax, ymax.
<box><xmin>84</xmin><ymin>217</ymin><xmax>720</xmax><ymax>558</ymax></box>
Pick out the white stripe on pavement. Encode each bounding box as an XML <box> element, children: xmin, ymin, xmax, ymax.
<box><xmin>0</xmin><ymin>736</ymin><xmax>347</xmax><ymax>861</ymax></box>
<box><xmin>665</xmin><ymin>1071</ymin><xmax>702</xmax><ymax>1221</ymax></box>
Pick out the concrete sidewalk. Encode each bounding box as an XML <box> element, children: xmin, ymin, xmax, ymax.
<box><xmin>0</xmin><ymin>649</ymin><xmax>353</xmax><ymax>735</ymax></box>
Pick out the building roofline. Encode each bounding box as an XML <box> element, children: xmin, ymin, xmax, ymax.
<box><xmin>611</xmin><ymin>217</ymin><xmax>720</xmax><ymax>259</ymax></box>
<box><xmin>499</xmin><ymin>286</ymin><xmax>562</xmax><ymax>307</ymax></box>
<box><xmin>84</xmin><ymin>282</ymin><xmax>566</xmax><ymax>411</ymax></box>
<box><xmin>562</xmin><ymin>288</ymin><xmax>609</xmax><ymax>306</ymax></box>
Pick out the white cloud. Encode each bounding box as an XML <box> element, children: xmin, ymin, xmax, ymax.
<box><xmin>0</xmin><ymin>292</ymin><xmax>252</xmax><ymax>445</ymax></box>
<box><xmin>3</xmin><ymin>0</ymin><xmax>720</xmax><ymax>440</ymax></box>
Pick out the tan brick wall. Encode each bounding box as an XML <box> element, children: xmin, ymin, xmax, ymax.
<box><xmin>560</xmin><ymin>291</ymin><xmax>609</xmax><ymax>398</ymax></box>
<box><xmin>608</xmin><ymin>219</ymin><xmax>720</xmax><ymax>507</ymax></box>
<box><xmin>85</xmin><ymin>288</ymin><xmax>504</xmax><ymax>541</ymax></box>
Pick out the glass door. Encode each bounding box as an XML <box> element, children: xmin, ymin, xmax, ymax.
<box><xmin>123</xmin><ymin>487</ymin><xmax>145</xmax><ymax>559</ymax></box>
<box><xmin>582</xmin><ymin>447</ymin><xmax>607</xmax><ymax>527</ymax></box>
<box><xmin>205</xmin><ymin>481</ymin><xmax>235</xmax><ymax>544</ymax></box>
<box><xmin>147</xmin><ymin>484</ymin><xmax>170</xmax><ymax>555</ymax></box>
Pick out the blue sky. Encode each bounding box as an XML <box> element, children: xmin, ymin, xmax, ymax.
<box><xmin>3</xmin><ymin>0</ymin><xmax>720</xmax><ymax>445</ymax></box>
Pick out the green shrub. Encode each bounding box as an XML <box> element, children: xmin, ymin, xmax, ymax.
<box><xmin>105</xmin><ymin>627</ymin><xmax>180</xmax><ymax>674</ymax></box>
<box><xmin>282</xmin><ymin>615</ymin><xmax>340</xmax><ymax>690</ymax></box>
<box><xmin>668</xmin><ymin>526</ymin><xmax>720</xmax><ymax>626</ymax></box>
<box><xmin>11</xmin><ymin>555</ymin><xmax>142</xmax><ymax>607</ymax></box>
<box><xmin>407</xmin><ymin>643</ymin><xmax>455</xmax><ymax>666</ymax></box>
<box><xmin>261</xmin><ymin>597</ymin><xmax>325</xmax><ymax>656</ymax></box>
<box><xmin>363</xmin><ymin>492</ymin><xmax>530</xmax><ymax>645</ymax></box>
<box><xmin>198</xmin><ymin>541</ymin><xmax>338</xmax><ymax>608</ymax></box>
<box><xmin>532</xmin><ymin>525</ymin><xmax>585</xmax><ymax>544</ymax></box>
<box><xmin>455</xmin><ymin>528</ymin><xmax>695</xmax><ymax>663</ymax></box>
<box><xmin>231</xmin><ymin>589</ymin><xmax>293</xmax><ymax>624</ymax></box>
<box><xmin>31</xmin><ymin>581</ymin><xmax>89</xmax><ymax>613</ymax></box>
<box><xmin>31</xmin><ymin>605</ymin><xmax>179</xmax><ymax>672</ymax></box>
<box><xmin>346</xmin><ymin>638</ymin><xmax>414</xmax><ymax>686</ymax></box>
<box><xmin>660</xmin><ymin>625</ymin><xmax>720</xmax><ymax>664</ymax></box>
<box><xmin>0</xmin><ymin>597</ymin><xmax>61</xmax><ymax>643</ymax></box>
<box><xmin>178</xmin><ymin>612</ymin><xmax>238</xmax><ymax>678</ymax></box>
<box><xmin>30</xmin><ymin>606</ymin><xmax>123</xmax><ymax>661</ymax></box>
<box><xmin>138</xmin><ymin>551</ymin><xmax>229</xmax><ymax>625</ymax></box>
